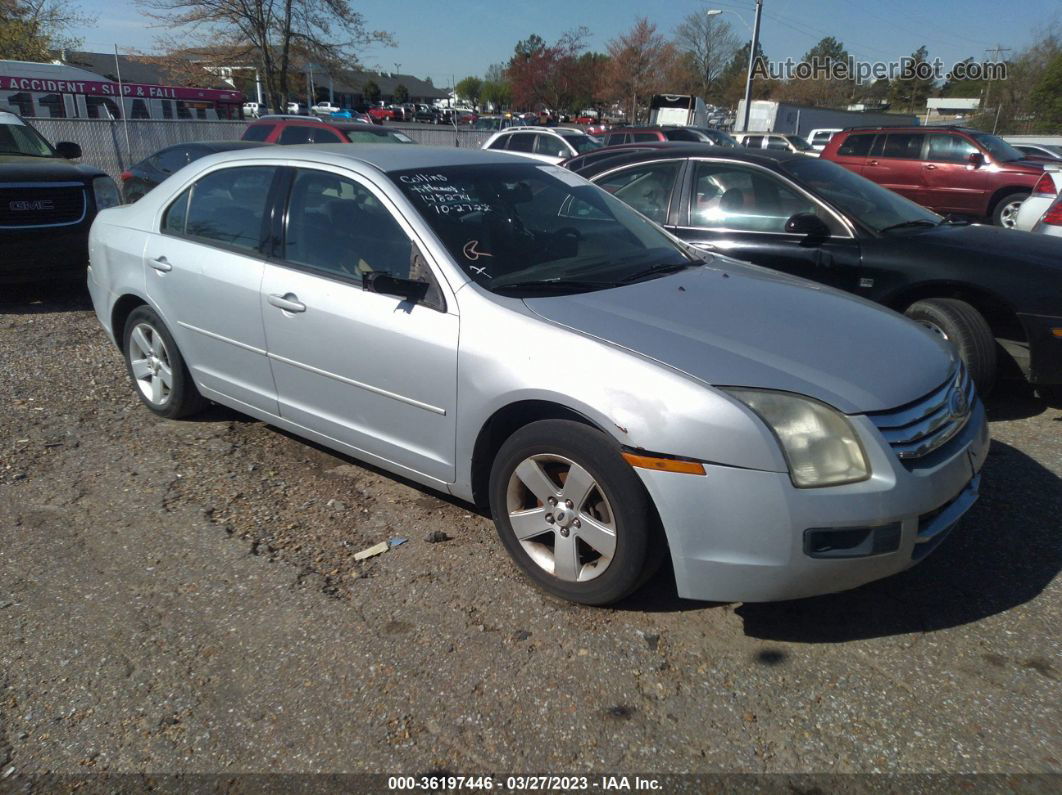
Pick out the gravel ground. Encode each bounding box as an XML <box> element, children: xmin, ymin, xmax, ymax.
<box><xmin>0</xmin><ymin>284</ymin><xmax>1059</xmax><ymax>781</ymax></box>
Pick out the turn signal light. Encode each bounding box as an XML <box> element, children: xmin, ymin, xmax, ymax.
<box><xmin>1032</xmin><ymin>171</ymin><xmax>1057</xmax><ymax>197</ymax></box>
<box><xmin>1051</xmin><ymin>328</ymin><xmax>1062</xmax><ymax>338</ymax></box>
<box><xmin>622</xmin><ymin>452</ymin><xmax>706</xmax><ymax>475</ymax></box>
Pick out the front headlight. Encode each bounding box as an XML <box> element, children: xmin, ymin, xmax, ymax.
<box><xmin>725</xmin><ymin>389</ymin><xmax>870</xmax><ymax>488</ymax></box>
<box><xmin>92</xmin><ymin>176</ymin><xmax>121</xmax><ymax>210</ymax></box>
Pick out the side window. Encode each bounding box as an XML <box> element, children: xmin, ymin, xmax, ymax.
<box><xmin>311</xmin><ymin>128</ymin><xmax>343</xmax><ymax>143</ymax></box>
<box><xmin>766</xmin><ymin>136</ymin><xmax>789</xmax><ymax>150</ymax></box>
<box><xmin>185</xmin><ymin>166</ymin><xmax>275</xmax><ymax>253</ymax></box>
<box><xmin>837</xmin><ymin>133</ymin><xmax>874</xmax><ymax>157</ymax></box>
<box><xmin>594</xmin><ymin>161</ymin><xmax>681</xmax><ymax>224</ymax></box>
<box><xmin>743</xmin><ymin>135</ymin><xmax>763</xmax><ymax>148</ymax></box>
<box><xmin>284</xmin><ymin>170</ymin><xmax>428</xmax><ymax>287</ymax></box>
<box><xmin>534</xmin><ymin>134</ymin><xmax>567</xmax><ymax>158</ymax></box>
<box><xmin>162</xmin><ymin>188</ymin><xmax>190</xmax><ymax>235</ymax></box>
<box><xmin>631</xmin><ymin>133</ymin><xmax>660</xmax><ymax>142</ymax></box>
<box><xmin>278</xmin><ymin>125</ymin><xmax>315</xmax><ymax>145</ymax></box>
<box><xmin>881</xmin><ymin>133</ymin><xmax>925</xmax><ymax>159</ymax></box>
<box><xmin>242</xmin><ymin>123</ymin><xmax>274</xmax><ymax>142</ymax></box>
<box><xmin>689</xmin><ymin>161</ymin><xmax>835</xmax><ymax>234</ymax></box>
<box><xmin>605</xmin><ymin>132</ymin><xmax>629</xmax><ymax>146</ymax></box>
<box><xmin>488</xmin><ymin>134</ymin><xmax>510</xmax><ymax>151</ymax></box>
<box><xmin>927</xmin><ymin>134</ymin><xmax>979</xmax><ymax>163</ymax></box>
<box><xmin>507</xmin><ymin>134</ymin><xmax>535</xmax><ymax>153</ymax></box>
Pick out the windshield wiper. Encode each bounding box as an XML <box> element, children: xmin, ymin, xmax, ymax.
<box><xmin>938</xmin><ymin>214</ymin><xmax>970</xmax><ymax>226</ymax></box>
<box><xmin>620</xmin><ymin>262</ymin><xmax>696</xmax><ymax>283</ymax></box>
<box><xmin>492</xmin><ymin>278</ymin><xmax>621</xmax><ymax>293</ymax></box>
<box><xmin>878</xmin><ymin>220</ymin><xmax>937</xmax><ymax>234</ymax></box>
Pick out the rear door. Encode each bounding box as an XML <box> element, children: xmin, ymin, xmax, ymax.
<box><xmin>259</xmin><ymin>167</ymin><xmax>459</xmax><ymax>483</ymax></box>
<box><xmin>921</xmin><ymin>133</ymin><xmax>987</xmax><ymax>214</ymax></box>
<box><xmin>863</xmin><ymin>132</ymin><xmax>927</xmax><ymax>204</ymax></box>
<box><xmin>145</xmin><ymin>165</ymin><xmax>282</xmax><ymax>414</ymax></box>
<box><xmin>670</xmin><ymin>158</ymin><xmax>860</xmax><ymax>288</ymax></box>
<box><xmin>828</xmin><ymin>132</ymin><xmax>876</xmax><ymax>175</ymax></box>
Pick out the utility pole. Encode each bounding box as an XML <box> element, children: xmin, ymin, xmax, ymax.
<box><xmin>982</xmin><ymin>44</ymin><xmax>1011</xmax><ymax>134</ymax></box>
<box><xmin>741</xmin><ymin>0</ymin><xmax>763</xmax><ymax>133</ymax></box>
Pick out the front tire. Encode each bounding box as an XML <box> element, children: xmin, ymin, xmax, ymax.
<box><xmin>123</xmin><ymin>306</ymin><xmax>207</xmax><ymax>419</ymax></box>
<box><xmin>488</xmin><ymin>419</ymin><xmax>660</xmax><ymax>605</ymax></box>
<box><xmin>992</xmin><ymin>192</ymin><xmax>1028</xmax><ymax>228</ymax></box>
<box><xmin>905</xmin><ymin>298</ymin><xmax>997</xmax><ymax>393</ymax></box>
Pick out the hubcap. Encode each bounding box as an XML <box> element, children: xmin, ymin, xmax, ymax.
<box><xmin>128</xmin><ymin>322</ymin><xmax>173</xmax><ymax>406</ymax></box>
<box><xmin>505</xmin><ymin>454</ymin><xmax>617</xmax><ymax>582</ymax></box>
<box><xmin>919</xmin><ymin>320</ymin><xmax>950</xmax><ymax>342</ymax></box>
<box><xmin>999</xmin><ymin>201</ymin><xmax>1022</xmax><ymax>228</ymax></box>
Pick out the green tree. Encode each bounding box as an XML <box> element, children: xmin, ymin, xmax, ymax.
<box><xmin>889</xmin><ymin>45</ymin><xmax>936</xmax><ymax>112</ymax></box>
<box><xmin>363</xmin><ymin>79</ymin><xmax>381</xmax><ymax>102</ymax></box>
<box><xmin>455</xmin><ymin>75</ymin><xmax>482</xmax><ymax>107</ymax></box>
<box><xmin>480</xmin><ymin>79</ymin><xmax>511</xmax><ymax>111</ymax></box>
<box><xmin>1029</xmin><ymin>52</ymin><xmax>1062</xmax><ymax>131</ymax></box>
<box><xmin>393</xmin><ymin>83</ymin><xmax>409</xmax><ymax>103</ymax></box>
<box><xmin>0</xmin><ymin>0</ymin><xmax>91</xmax><ymax>61</ymax></box>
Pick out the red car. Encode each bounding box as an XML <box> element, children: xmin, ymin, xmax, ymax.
<box><xmin>367</xmin><ymin>105</ymin><xmax>394</xmax><ymax>122</ymax></box>
<box><xmin>820</xmin><ymin>125</ymin><xmax>1044</xmax><ymax>227</ymax></box>
<box><xmin>241</xmin><ymin>116</ymin><xmax>415</xmax><ymax>145</ymax></box>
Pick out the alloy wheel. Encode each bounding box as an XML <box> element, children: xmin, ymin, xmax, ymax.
<box><xmin>128</xmin><ymin>322</ymin><xmax>173</xmax><ymax>406</ymax></box>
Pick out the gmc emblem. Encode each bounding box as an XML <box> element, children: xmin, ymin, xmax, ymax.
<box><xmin>9</xmin><ymin>199</ymin><xmax>54</xmax><ymax>211</ymax></box>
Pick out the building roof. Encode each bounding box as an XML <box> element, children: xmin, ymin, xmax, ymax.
<box><xmin>329</xmin><ymin>70</ymin><xmax>448</xmax><ymax>100</ymax></box>
<box><xmin>58</xmin><ymin>51</ymin><xmax>232</xmax><ymax>89</ymax></box>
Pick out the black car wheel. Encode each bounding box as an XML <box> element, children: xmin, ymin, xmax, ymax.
<box><xmin>905</xmin><ymin>298</ymin><xmax>997</xmax><ymax>393</ymax></box>
<box><xmin>489</xmin><ymin>420</ymin><xmax>662</xmax><ymax>605</ymax></box>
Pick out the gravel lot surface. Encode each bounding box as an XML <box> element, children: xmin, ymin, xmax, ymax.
<box><xmin>1</xmin><ymin>285</ymin><xmax>1059</xmax><ymax>780</ymax></box>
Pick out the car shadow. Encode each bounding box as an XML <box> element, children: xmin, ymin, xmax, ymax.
<box><xmin>737</xmin><ymin>440</ymin><xmax>1061</xmax><ymax>642</ymax></box>
<box><xmin>985</xmin><ymin>380</ymin><xmax>1055</xmax><ymax>420</ymax></box>
<box><xmin>0</xmin><ymin>281</ymin><xmax>92</xmax><ymax>314</ymax></box>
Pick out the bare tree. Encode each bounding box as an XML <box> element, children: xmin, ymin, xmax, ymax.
<box><xmin>136</xmin><ymin>0</ymin><xmax>392</xmax><ymax>111</ymax></box>
<box><xmin>606</xmin><ymin>18</ymin><xmax>674</xmax><ymax>123</ymax></box>
<box><xmin>673</xmin><ymin>6</ymin><xmax>739</xmax><ymax>101</ymax></box>
<box><xmin>0</xmin><ymin>0</ymin><xmax>93</xmax><ymax>61</ymax></box>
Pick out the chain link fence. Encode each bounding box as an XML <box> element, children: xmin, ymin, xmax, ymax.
<box><xmin>26</xmin><ymin>118</ymin><xmax>494</xmax><ymax>182</ymax></box>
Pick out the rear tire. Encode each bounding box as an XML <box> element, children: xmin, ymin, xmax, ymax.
<box><xmin>488</xmin><ymin>419</ymin><xmax>661</xmax><ymax>605</ymax></box>
<box><xmin>992</xmin><ymin>192</ymin><xmax>1028</xmax><ymax>228</ymax></box>
<box><xmin>122</xmin><ymin>306</ymin><xmax>207</xmax><ymax>419</ymax></box>
<box><xmin>905</xmin><ymin>298</ymin><xmax>997</xmax><ymax>394</ymax></box>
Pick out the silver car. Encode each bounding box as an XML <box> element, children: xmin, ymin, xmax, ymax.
<box><xmin>87</xmin><ymin>144</ymin><xmax>989</xmax><ymax>605</ymax></box>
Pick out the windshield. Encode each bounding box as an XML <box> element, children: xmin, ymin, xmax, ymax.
<box><xmin>970</xmin><ymin>132</ymin><xmax>1024</xmax><ymax>163</ymax></box>
<box><xmin>0</xmin><ymin>117</ymin><xmax>55</xmax><ymax>157</ymax></box>
<box><xmin>390</xmin><ymin>163</ymin><xmax>694</xmax><ymax>294</ymax></box>
<box><xmin>786</xmin><ymin>135</ymin><xmax>813</xmax><ymax>151</ymax></box>
<box><xmin>561</xmin><ymin>134</ymin><xmax>602</xmax><ymax>154</ymax></box>
<box><xmin>783</xmin><ymin>157</ymin><xmax>940</xmax><ymax>233</ymax></box>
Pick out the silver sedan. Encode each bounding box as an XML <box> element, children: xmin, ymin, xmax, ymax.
<box><xmin>87</xmin><ymin>144</ymin><xmax>989</xmax><ymax>605</ymax></box>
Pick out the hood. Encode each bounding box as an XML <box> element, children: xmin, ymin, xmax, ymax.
<box><xmin>908</xmin><ymin>222</ymin><xmax>1062</xmax><ymax>270</ymax></box>
<box><xmin>523</xmin><ymin>262</ymin><xmax>956</xmax><ymax>414</ymax></box>
<box><xmin>0</xmin><ymin>157</ymin><xmax>104</xmax><ymax>182</ymax></box>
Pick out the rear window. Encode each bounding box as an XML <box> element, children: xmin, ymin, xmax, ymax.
<box><xmin>279</xmin><ymin>126</ymin><xmax>315</xmax><ymax>145</ymax></box>
<box><xmin>881</xmin><ymin>133</ymin><xmax>925</xmax><ymax>159</ymax></box>
<box><xmin>242</xmin><ymin>123</ymin><xmax>274</xmax><ymax>142</ymax></box>
<box><xmin>836</xmin><ymin>134</ymin><xmax>874</xmax><ymax>157</ymax></box>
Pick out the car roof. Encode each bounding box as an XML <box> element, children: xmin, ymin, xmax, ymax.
<box><xmin>191</xmin><ymin>143</ymin><xmax>541</xmax><ymax>173</ymax></box>
<box><xmin>195</xmin><ymin>140</ymin><xmax>274</xmax><ymax>151</ymax></box>
<box><xmin>568</xmin><ymin>143</ymin><xmax>804</xmax><ymax>175</ymax></box>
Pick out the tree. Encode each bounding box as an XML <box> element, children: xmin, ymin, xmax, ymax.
<box><xmin>393</xmin><ymin>82</ymin><xmax>409</xmax><ymax>103</ymax></box>
<box><xmin>363</xmin><ymin>79</ymin><xmax>380</xmax><ymax>102</ymax></box>
<box><xmin>506</xmin><ymin>27</ymin><xmax>588</xmax><ymax>113</ymax></box>
<box><xmin>455</xmin><ymin>75</ymin><xmax>482</xmax><ymax>108</ymax></box>
<box><xmin>569</xmin><ymin>51</ymin><xmax>610</xmax><ymax>115</ymax></box>
<box><xmin>0</xmin><ymin>0</ymin><xmax>92</xmax><ymax>61</ymax></box>
<box><xmin>137</xmin><ymin>0</ymin><xmax>393</xmax><ymax>114</ymax></box>
<box><xmin>1029</xmin><ymin>53</ymin><xmax>1062</xmax><ymax>131</ymax></box>
<box><xmin>480</xmin><ymin>79</ymin><xmax>511</xmax><ymax>111</ymax></box>
<box><xmin>605</xmin><ymin>18</ymin><xmax>673</xmax><ymax>123</ymax></box>
<box><xmin>889</xmin><ymin>45</ymin><xmax>935</xmax><ymax>112</ymax></box>
<box><xmin>781</xmin><ymin>36</ymin><xmax>853</xmax><ymax>107</ymax></box>
<box><xmin>716</xmin><ymin>40</ymin><xmax>772</xmax><ymax>109</ymax></box>
<box><xmin>673</xmin><ymin>6</ymin><xmax>739</xmax><ymax>102</ymax></box>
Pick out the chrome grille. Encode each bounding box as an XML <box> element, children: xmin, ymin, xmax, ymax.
<box><xmin>868</xmin><ymin>364</ymin><xmax>976</xmax><ymax>460</ymax></box>
<box><xmin>0</xmin><ymin>182</ymin><xmax>87</xmax><ymax>228</ymax></box>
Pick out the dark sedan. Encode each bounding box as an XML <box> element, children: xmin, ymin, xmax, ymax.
<box><xmin>569</xmin><ymin>145</ymin><xmax>1062</xmax><ymax>397</ymax></box>
<box><xmin>120</xmin><ymin>141</ymin><xmax>272</xmax><ymax>203</ymax></box>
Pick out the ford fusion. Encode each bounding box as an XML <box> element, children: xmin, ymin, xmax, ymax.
<box><xmin>86</xmin><ymin>145</ymin><xmax>989</xmax><ymax>605</ymax></box>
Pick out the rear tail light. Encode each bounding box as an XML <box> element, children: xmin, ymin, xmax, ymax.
<box><xmin>119</xmin><ymin>170</ymin><xmax>133</xmax><ymax>182</ymax></box>
<box><xmin>1032</xmin><ymin>171</ymin><xmax>1056</xmax><ymax>196</ymax></box>
<box><xmin>1041</xmin><ymin>201</ymin><xmax>1062</xmax><ymax>226</ymax></box>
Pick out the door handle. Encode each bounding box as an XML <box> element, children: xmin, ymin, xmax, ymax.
<box><xmin>867</xmin><ymin>160</ymin><xmax>879</xmax><ymax>166</ymax></box>
<box><xmin>150</xmin><ymin>256</ymin><xmax>172</xmax><ymax>272</ymax></box>
<box><xmin>268</xmin><ymin>293</ymin><xmax>306</xmax><ymax>313</ymax></box>
<box><xmin>924</xmin><ymin>164</ymin><xmax>937</xmax><ymax>170</ymax></box>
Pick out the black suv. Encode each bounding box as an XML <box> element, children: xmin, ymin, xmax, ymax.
<box><xmin>1</xmin><ymin>112</ymin><xmax>120</xmax><ymax>284</ymax></box>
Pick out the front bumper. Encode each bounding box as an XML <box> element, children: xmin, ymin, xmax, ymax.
<box><xmin>637</xmin><ymin>399</ymin><xmax>990</xmax><ymax>603</ymax></box>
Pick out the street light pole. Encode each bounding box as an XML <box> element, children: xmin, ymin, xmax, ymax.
<box><xmin>741</xmin><ymin>0</ymin><xmax>763</xmax><ymax>132</ymax></box>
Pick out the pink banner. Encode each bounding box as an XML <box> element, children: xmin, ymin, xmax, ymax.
<box><xmin>0</xmin><ymin>75</ymin><xmax>242</xmax><ymax>103</ymax></box>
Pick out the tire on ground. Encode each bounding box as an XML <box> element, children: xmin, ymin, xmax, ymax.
<box><xmin>122</xmin><ymin>305</ymin><xmax>208</xmax><ymax>420</ymax></box>
<box><xmin>905</xmin><ymin>297</ymin><xmax>997</xmax><ymax>394</ymax></box>
<box><xmin>488</xmin><ymin>419</ymin><xmax>662</xmax><ymax>605</ymax></box>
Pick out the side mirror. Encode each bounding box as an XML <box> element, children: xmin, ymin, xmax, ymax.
<box><xmin>364</xmin><ymin>272</ymin><xmax>429</xmax><ymax>303</ymax></box>
<box><xmin>785</xmin><ymin>212</ymin><xmax>830</xmax><ymax>240</ymax></box>
<box><xmin>967</xmin><ymin>152</ymin><xmax>985</xmax><ymax>168</ymax></box>
<box><xmin>55</xmin><ymin>141</ymin><xmax>82</xmax><ymax>159</ymax></box>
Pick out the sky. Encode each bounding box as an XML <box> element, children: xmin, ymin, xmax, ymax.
<box><xmin>69</xmin><ymin>0</ymin><xmax>1061</xmax><ymax>87</ymax></box>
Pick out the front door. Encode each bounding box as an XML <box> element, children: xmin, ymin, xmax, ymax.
<box><xmin>144</xmin><ymin>165</ymin><xmax>280</xmax><ymax>414</ymax></box>
<box><xmin>921</xmin><ymin>133</ymin><xmax>988</xmax><ymax>215</ymax></box>
<box><xmin>260</xmin><ymin>168</ymin><xmax>459</xmax><ymax>483</ymax></box>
